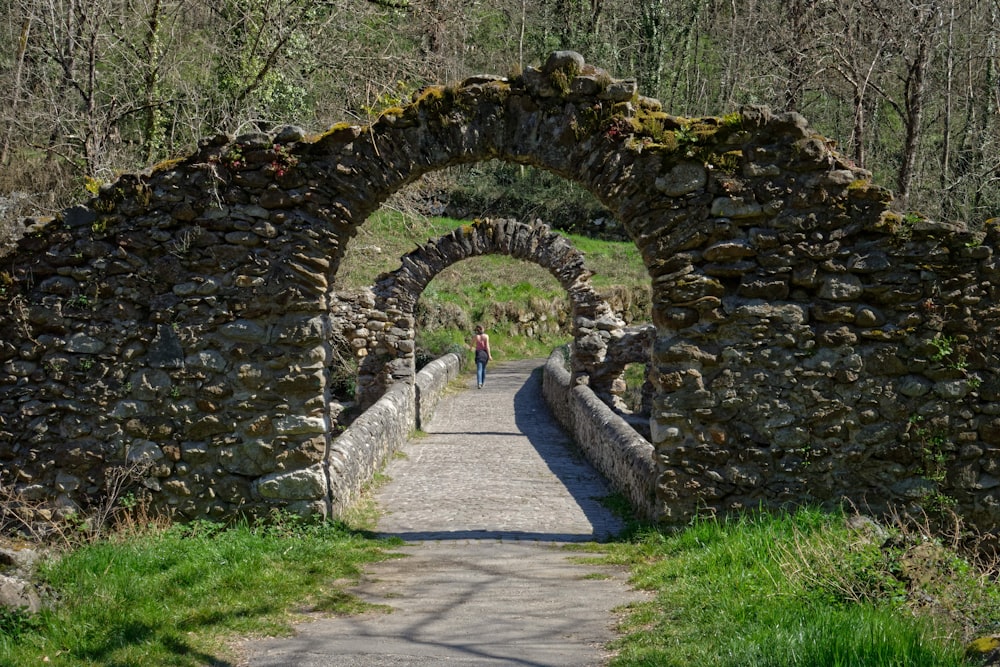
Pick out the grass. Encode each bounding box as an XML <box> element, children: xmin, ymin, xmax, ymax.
<box><xmin>0</xmin><ymin>515</ymin><xmax>401</xmax><ymax>666</ymax></box>
<box><xmin>576</xmin><ymin>508</ymin><xmax>1000</xmax><ymax>667</ymax></box>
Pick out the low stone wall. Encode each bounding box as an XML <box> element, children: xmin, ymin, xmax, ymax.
<box><xmin>415</xmin><ymin>353</ymin><xmax>462</xmax><ymax>430</ymax></box>
<box><xmin>303</xmin><ymin>352</ymin><xmax>461</xmax><ymax>516</ymax></box>
<box><xmin>323</xmin><ymin>380</ymin><xmax>415</xmax><ymax>516</ymax></box>
<box><xmin>542</xmin><ymin>348</ymin><xmax>659</xmax><ymax>519</ymax></box>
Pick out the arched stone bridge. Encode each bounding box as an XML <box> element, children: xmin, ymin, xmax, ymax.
<box><xmin>355</xmin><ymin>217</ymin><xmax>625</xmax><ymax>408</ymax></box>
<box><xmin>2</xmin><ymin>51</ymin><xmax>1000</xmax><ymax>529</ymax></box>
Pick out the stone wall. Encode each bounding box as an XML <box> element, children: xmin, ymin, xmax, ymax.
<box><xmin>320</xmin><ymin>378</ymin><xmax>415</xmax><ymax>517</ymax></box>
<box><xmin>655</xmin><ymin>217</ymin><xmax>1000</xmax><ymax>527</ymax></box>
<box><xmin>415</xmin><ymin>353</ymin><xmax>463</xmax><ymax>430</ymax></box>
<box><xmin>2</xmin><ymin>49</ymin><xmax>1000</xmax><ymax>530</ymax></box>
<box><xmin>542</xmin><ymin>348</ymin><xmax>658</xmax><ymax>518</ymax></box>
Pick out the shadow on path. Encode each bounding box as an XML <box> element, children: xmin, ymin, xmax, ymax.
<box><xmin>374</xmin><ymin>359</ymin><xmax>625</xmax><ymax>543</ymax></box>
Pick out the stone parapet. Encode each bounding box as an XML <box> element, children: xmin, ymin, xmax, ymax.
<box><xmin>415</xmin><ymin>353</ymin><xmax>463</xmax><ymax>430</ymax></box>
<box><xmin>325</xmin><ymin>380</ymin><xmax>415</xmax><ymax>516</ymax></box>
<box><xmin>542</xmin><ymin>348</ymin><xmax>658</xmax><ymax>519</ymax></box>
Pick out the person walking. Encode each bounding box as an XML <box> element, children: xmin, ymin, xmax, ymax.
<box><xmin>470</xmin><ymin>324</ymin><xmax>492</xmax><ymax>389</ymax></box>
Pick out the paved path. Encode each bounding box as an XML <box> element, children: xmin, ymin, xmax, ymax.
<box><xmin>240</xmin><ymin>359</ymin><xmax>638</xmax><ymax>666</ymax></box>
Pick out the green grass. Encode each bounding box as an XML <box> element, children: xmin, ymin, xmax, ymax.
<box><xmin>580</xmin><ymin>508</ymin><xmax>1000</xmax><ymax>667</ymax></box>
<box><xmin>0</xmin><ymin>516</ymin><xmax>400</xmax><ymax>666</ymax></box>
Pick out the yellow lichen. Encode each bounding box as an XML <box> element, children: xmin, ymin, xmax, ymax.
<box><xmin>311</xmin><ymin>122</ymin><xmax>366</xmax><ymax>146</ymax></box>
<box><xmin>149</xmin><ymin>157</ymin><xmax>187</xmax><ymax>174</ymax></box>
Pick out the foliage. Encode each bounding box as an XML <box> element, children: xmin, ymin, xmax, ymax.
<box><xmin>2</xmin><ymin>1</ymin><xmax>998</xmax><ymax>235</ymax></box>
<box><xmin>446</xmin><ymin>162</ymin><xmax>614</xmax><ymax>235</ymax></box>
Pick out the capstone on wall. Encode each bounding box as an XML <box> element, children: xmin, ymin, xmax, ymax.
<box><xmin>1</xmin><ymin>50</ymin><xmax>999</xmax><ymax>531</ymax></box>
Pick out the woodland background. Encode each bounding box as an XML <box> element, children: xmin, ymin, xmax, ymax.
<box><xmin>0</xmin><ymin>0</ymin><xmax>998</xmax><ymax>243</ymax></box>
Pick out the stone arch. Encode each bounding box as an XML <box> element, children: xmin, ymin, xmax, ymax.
<box><xmin>2</xmin><ymin>50</ymin><xmax>1000</xmax><ymax>530</ymax></box>
<box><xmin>354</xmin><ymin>217</ymin><xmax>624</xmax><ymax>408</ymax></box>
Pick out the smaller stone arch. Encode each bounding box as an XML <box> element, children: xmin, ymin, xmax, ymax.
<box><xmin>354</xmin><ymin>218</ymin><xmax>625</xmax><ymax>407</ymax></box>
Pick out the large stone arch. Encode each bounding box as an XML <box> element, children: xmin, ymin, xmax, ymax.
<box><xmin>354</xmin><ymin>217</ymin><xmax>624</xmax><ymax>408</ymax></box>
<box><xmin>2</xmin><ymin>50</ymin><xmax>1000</xmax><ymax>529</ymax></box>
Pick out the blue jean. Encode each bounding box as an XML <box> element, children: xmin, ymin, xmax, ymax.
<box><xmin>476</xmin><ymin>360</ymin><xmax>487</xmax><ymax>386</ymax></box>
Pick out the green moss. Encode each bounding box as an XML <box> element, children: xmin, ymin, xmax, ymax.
<box><xmin>378</xmin><ymin>105</ymin><xmax>406</xmax><ymax>118</ymax></box>
<box><xmin>327</xmin><ymin>122</ymin><xmax>356</xmax><ymax>134</ymax></box>
<box><xmin>550</xmin><ymin>69</ymin><xmax>571</xmax><ymax>95</ymax></box>
<box><xmin>685</xmin><ymin>121</ymin><xmax>712</xmax><ymax>141</ymax></box>
<box><xmin>410</xmin><ymin>84</ymin><xmax>477</xmax><ymax>124</ymax></box>
<box><xmin>876</xmin><ymin>211</ymin><xmax>909</xmax><ymax>237</ymax></box>
<box><xmin>711</xmin><ymin>150</ymin><xmax>742</xmax><ymax>174</ymax></box>
<box><xmin>310</xmin><ymin>122</ymin><xmax>367</xmax><ymax>148</ymax></box>
<box><xmin>92</xmin><ymin>198</ymin><xmax>116</xmax><ymax>214</ymax></box>
<box><xmin>548</xmin><ymin>59</ymin><xmax>581</xmax><ymax>96</ymax></box>
<box><xmin>413</xmin><ymin>85</ymin><xmax>450</xmax><ymax>108</ymax></box>
<box><xmin>968</xmin><ymin>636</ymin><xmax>1000</xmax><ymax>654</ymax></box>
<box><xmin>719</xmin><ymin>112</ymin><xmax>743</xmax><ymax>128</ymax></box>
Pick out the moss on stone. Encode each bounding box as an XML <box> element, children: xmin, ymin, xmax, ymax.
<box><xmin>719</xmin><ymin>112</ymin><xmax>743</xmax><ymax>128</ymax></box>
<box><xmin>711</xmin><ymin>150</ymin><xmax>743</xmax><ymax>174</ymax></box>
<box><xmin>550</xmin><ymin>69</ymin><xmax>572</xmax><ymax>96</ymax></box>
<box><xmin>149</xmin><ymin>157</ymin><xmax>187</xmax><ymax>174</ymax></box>
<box><xmin>378</xmin><ymin>105</ymin><xmax>407</xmax><ymax>118</ymax></box>
<box><xmin>409</xmin><ymin>84</ymin><xmax>484</xmax><ymax>126</ymax></box>
<box><xmin>547</xmin><ymin>59</ymin><xmax>581</xmax><ymax>97</ymax></box>
<box><xmin>311</xmin><ymin>122</ymin><xmax>365</xmax><ymax>146</ymax></box>
<box><xmin>876</xmin><ymin>211</ymin><xmax>907</xmax><ymax>236</ymax></box>
<box><xmin>92</xmin><ymin>197</ymin><xmax>117</xmax><ymax>214</ymax></box>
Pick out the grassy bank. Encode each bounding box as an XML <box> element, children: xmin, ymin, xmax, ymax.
<box><xmin>582</xmin><ymin>508</ymin><xmax>1000</xmax><ymax>667</ymax></box>
<box><xmin>0</xmin><ymin>515</ymin><xmax>400</xmax><ymax>666</ymax></box>
<box><xmin>5</xmin><ymin>508</ymin><xmax>999</xmax><ymax>666</ymax></box>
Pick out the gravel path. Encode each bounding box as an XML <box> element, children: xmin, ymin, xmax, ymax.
<box><xmin>240</xmin><ymin>359</ymin><xmax>639</xmax><ymax>666</ymax></box>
